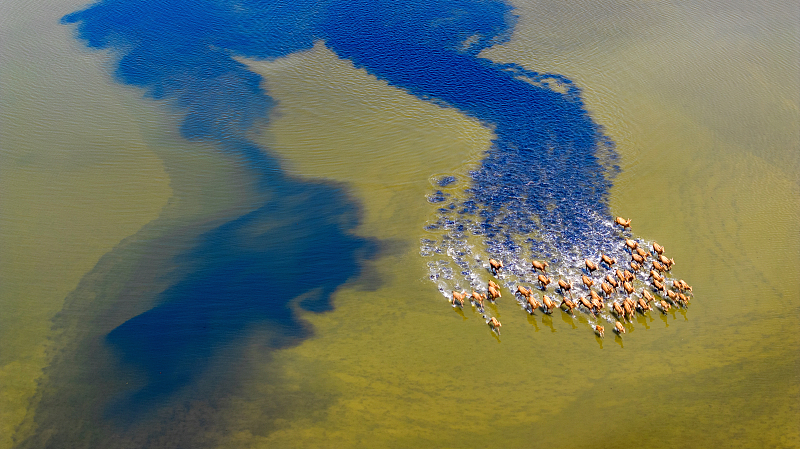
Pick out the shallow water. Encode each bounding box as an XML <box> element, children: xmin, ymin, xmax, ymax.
<box><xmin>1</xmin><ymin>0</ymin><xmax>798</xmax><ymax>448</ymax></box>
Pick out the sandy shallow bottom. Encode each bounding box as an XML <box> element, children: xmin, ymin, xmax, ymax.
<box><xmin>1</xmin><ymin>0</ymin><xmax>798</xmax><ymax>447</ymax></box>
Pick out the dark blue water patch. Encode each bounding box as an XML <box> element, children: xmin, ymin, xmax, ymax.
<box><xmin>60</xmin><ymin>0</ymin><xmax>381</xmax><ymax>427</ymax></box>
<box><xmin>105</xmin><ymin>171</ymin><xmax>375</xmax><ymax>417</ymax></box>
<box><xmin>321</xmin><ymin>0</ymin><xmax>619</xmax><ymax>258</ymax></box>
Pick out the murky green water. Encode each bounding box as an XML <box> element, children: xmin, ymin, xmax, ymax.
<box><xmin>1</xmin><ymin>0</ymin><xmax>798</xmax><ymax>447</ymax></box>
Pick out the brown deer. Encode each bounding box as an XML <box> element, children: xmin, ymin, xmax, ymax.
<box><xmin>615</xmin><ymin>269</ymin><xmax>626</xmax><ymax>283</ymax></box>
<box><xmin>625</xmin><ymin>239</ymin><xmax>638</xmax><ymax>250</ymax></box>
<box><xmin>590</xmin><ymin>296</ymin><xmax>604</xmax><ymax>313</ymax></box>
<box><xmin>678</xmin><ymin>280</ymin><xmax>693</xmax><ymax>295</ymax></box>
<box><xmin>652</xmin><ymin>279</ymin><xmax>666</xmax><ymax>293</ymax></box>
<box><xmin>488</xmin><ymin>280</ymin><xmax>500</xmax><ymax>291</ymax></box>
<box><xmin>637</xmin><ymin>297</ymin><xmax>652</xmax><ymax>312</ymax></box>
<box><xmin>630</xmin><ymin>260</ymin><xmax>642</xmax><ymax>272</ymax></box>
<box><xmin>605</xmin><ymin>275</ymin><xmax>619</xmax><ymax>289</ymax></box>
<box><xmin>558</xmin><ymin>279</ymin><xmax>573</xmax><ymax>296</ymax></box>
<box><xmin>632</xmin><ymin>253</ymin><xmax>644</xmax><ymax>264</ymax></box>
<box><xmin>585</xmin><ymin>259</ymin><xmax>599</xmax><ymax>274</ymax></box>
<box><xmin>622</xmin><ymin>281</ymin><xmax>634</xmax><ymax>295</ymax></box>
<box><xmin>489</xmin><ymin>316</ymin><xmax>501</xmax><ymax>330</ymax></box>
<box><xmin>613</xmin><ymin>301</ymin><xmax>625</xmax><ymax>319</ymax></box>
<box><xmin>595</xmin><ymin>325</ymin><xmax>605</xmax><ymax>338</ymax></box>
<box><xmin>601</xmin><ymin>282</ymin><xmax>614</xmax><ymax>297</ymax></box>
<box><xmin>488</xmin><ymin>286</ymin><xmax>501</xmax><ymax>301</ymax></box>
<box><xmin>531</xmin><ymin>260</ymin><xmax>549</xmax><ymax>273</ymax></box>
<box><xmin>641</xmin><ymin>290</ymin><xmax>655</xmax><ymax>304</ymax></box>
<box><xmin>527</xmin><ymin>295</ymin><xmax>542</xmax><ymax>313</ymax></box>
<box><xmin>561</xmin><ymin>297</ymin><xmax>577</xmax><ymax>314</ymax></box>
<box><xmin>452</xmin><ymin>291</ymin><xmax>467</xmax><ymax>306</ymax></box>
<box><xmin>538</xmin><ymin>274</ymin><xmax>552</xmax><ymax>290</ymax></box>
<box><xmin>636</xmin><ymin>247</ymin><xmax>650</xmax><ymax>259</ymax></box>
<box><xmin>649</xmin><ymin>269</ymin><xmax>664</xmax><ymax>283</ymax></box>
<box><xmin>582</xmin><ymin>274</ymin><xmax>595</xmax><ymax>289</ymax></box>
<box><xmin>601</xmin><ymin>253</ymin><xmax>616</xmax><ymax>268</ymax></box>
<box><xmin>471</xmin><ymin>291</ymin><xmax>486</xmax><ymax>307</ymax></box>
<box><xmin>614</xmin><ymin>321</ymin><xmax>627</xmax><ymax>334</ymax></box>
<box><xmin>578</xmin><ymin>296</ymin><xmax>595</xmax><ymax>314</ymax></box>
<box><xmin>652</xmin><ymin>242</ymin><xmax>664</xmax><ymax>255</ymax></box>
<box><xmin>658</xmin><ymin>255</ymin><xmax>674</xmax><ymax>270</ymax></box>
<box><xmin>666</xmin><ymin>290</ymin><xmax>678</xmax><ymax>302</ymax></box>
<box><xmin>516</xmin><ymin>285</ymin><xmax>532</xmax><ymax>298</ymax></box>
<box><xmin>623</xmin><ymin>297</ymin><xmax>636</xmax><ymax>320</ymax></box>
<box><xmin>589</xmin><ymin>290</ymin><xmax>604</xmax><ymax>307</ymax></box>
<box><xmin>659</xmin><ymin>300</ymin><xmax>671</xmax><ymax>313</ymax></box>
<box><xmin>624</xmin><ymin>270</ymin><xmax>635</xmax><ymax>282</ymax></box>
<box><xmin>615</xmin><ymin>217</ymin><xmax>632</xmax><ymax>229</ymax></box>
<box><xmin>489</xmin><ymin>258</ymin><xmax>504</xmax><ymax>275</ymax></box>
<box><xmin>542</xmin><ymin>295</ymin><xmax>557</xmax><ymax>314</ymax></box>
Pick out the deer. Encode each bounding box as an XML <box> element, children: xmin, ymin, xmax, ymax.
<box><xmin>471</xmin><ymin>291</ymin><xmax>486</xmax><ymax>308</ymax></box>
<box><xmin>595</xmin><ymin>325</ymin><xmax>605</xmax><ymax>338</ymax></box>
<box><xmin>649</xmin><ymin>269</ymin><xmax>664</xmax><ymax>283</ymax></box>
<box><xmin>538</xmin><ymin>274</ymin><xmax>552</xmax><ymax>290</ymax></box>
<box><xmin>659</xmin><ymin>299</ymin><xmax>671</xmax><ymax>313</ymax></box>
<box><xmin>614</xmin><ymin>321</ymin><xmax>627</xmax><ymax>334</ymax></box>
<box><xmin>605</xmin><ymin>275</ymin><xmax>619</xmax><ymax>290</ymax></box>
<box><xmin>542</xmin><ymin>295</ymin><xmax>557</xmax><ymax>314</ymax></box>
<box><xmin>678</xmin><ymin>280</ymin><xmax>693</xmax><ymax>295</ymax></box>
<box><xmin>625</xmin><ymin>239</ymin><xmax>638</xmax><ymax>250</ymax></box>
<box><xmin>527</xmin><ymin>295</ymin><xmax>542</xmax><ymax>313</ymax></box>
<box><xmin>658</xmin><ymin>255</ymin><xmax>674</xmax><ymax>270</ymax></box>
<box><xmin>516</xmin><ymin>285</ymin><xmax>532</xmax><ymax>299</ymax></box>
<box><xmin>652</xmin><ymin>242</ymin><xmax>664</xmax><ymax>255</ymax></box>
<box><xmin>558</xmin><ymin>279</ymin><xmax>573</xmax><ymax>296</ymax></box>
<box><xmin>585</xmin><ymin>259</ymin><xmax>598</xmax><ymax>274</ymax></box>
<box><xmin>613</xmin><ymin>301</ymin><xmax>625</xmax><ymax>319</ymax></box>
<box><xmin>489</xmin><ymin>258</ymin><xmax>504</xmax><ymax>276</ymax></box>
<box><xmin>589</xmin><ymin>290</ymin><xmax>605</xmax><ymax>308</ymax></box>
<box><xmin>578</xmin><ymin>296</ymin><xmax>595</xmax><ymax>314</ymax></box>
<box><xmin>636</xmin><ymin>247</ymin><xmax>651</xmax><ymax>259</ymax></box>
<box><xmin>600</xmin><ymin>253</ymin><xmax>616</xmax><ymax>268</ymax></box>
<box><xmin>488</xmin><ymin>285</ymin><xmax>501</xmax><ymax>301</ymax></box>
<box><xmin>488</xmin><ymin>280</ymin><xmax>500</xmax><ymax>291</ymax></box>
<box><xmin>630</xmin><ymin>260</ymin><xmax>642</xmax><ymax>272</ymax></box>
<box><xmin>582</xmin><ymin>274</ymin><xmax>595</xmax><ymax>289</ymax></box>
<box><xmin>531</xmin><ymin>260</ymin><xmax>549</xmax><ymax>273</ymax></box>
<box><xmin>452</xmin><ymin>291</ymin><xmax>467</xmax><ymax>306</ymax></box>
<box><xmin>488</xmin><ymin>316</ymin><xmax>501</xmax><ymax>331</ymax></box>
<box><xmin>561</xmin><ymin>297</ymin><xmax>577</xmax><ymax>314</ymax></box>
<box><xmin>624</xmin><ymin>270</ymin><xmax>635</xmax><ymax>282</ymax></box>
<box><xmin>622</xmin><ymin>281</ymin><xmax>634</xmax><ymax>295</ymax></box>
<box><xmin>601</xmin><ymin>282</ymin><xmax>614</xmax><ymax>297</ymax></box>
<box><xmin>615</xmin><ymin>217</ymin><xmax>632</xmax><ymax>229</ymax></box>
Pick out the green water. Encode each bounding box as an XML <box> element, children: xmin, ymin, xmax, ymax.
<box><xmin>1</xmin><ymin>0</ymin><xmax>798</xmax><ymax>447</ymax></box>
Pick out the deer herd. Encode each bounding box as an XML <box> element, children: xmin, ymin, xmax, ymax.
<box><xmin>449</xmin><ymin>217</ymin><xmax>693</xmax><ymax>338</ymax></box>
